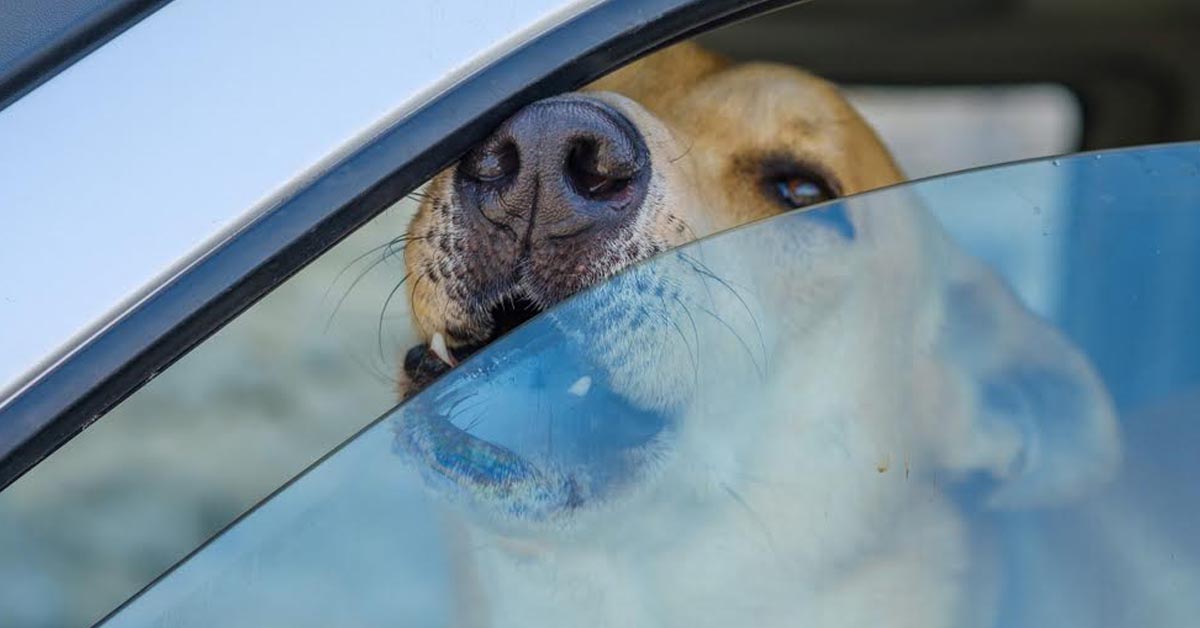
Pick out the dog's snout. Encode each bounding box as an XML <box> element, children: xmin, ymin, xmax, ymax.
<box><xmin>457</xmin><ymin>96</ymin><xmax>650</xmax><ymax>242</ymax></box>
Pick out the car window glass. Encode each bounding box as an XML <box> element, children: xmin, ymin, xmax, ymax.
<box><xmin>94</xmin><ymin>144</ymin><xmax>1200</xmax><ymax>628</ymax></box>
<box><xmin>0</xmin><ymin>201</ymin><xmax>422</xmax><ymax>627</ymax></box>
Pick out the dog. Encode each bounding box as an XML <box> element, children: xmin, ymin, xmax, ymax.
<box><xmin>391</xmin><ymin>42</ymin><xmax>1120</xmax><ymax>627</ymax></box>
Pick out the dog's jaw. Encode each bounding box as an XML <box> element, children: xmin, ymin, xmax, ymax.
<box><xmin>400</xmin><ymin>92</ymin><xmax>705</xmax><ymax>401</ymax></box>
<box><xmin>449</xmin><ymin>298</ymin><xmax>976</xmax><ymax>628</ymax></box>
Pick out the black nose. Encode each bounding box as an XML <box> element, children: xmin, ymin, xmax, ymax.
<box><xmin>456</xmin><ymin>96</ymin><xmax>650</xmax><ymax>243</ymax></box>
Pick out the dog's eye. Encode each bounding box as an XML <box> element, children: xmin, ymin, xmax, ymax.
<box><xmin>770</xmin><ymin>174</ymin><xmax>834</xmax><ymax>209</ymax></box>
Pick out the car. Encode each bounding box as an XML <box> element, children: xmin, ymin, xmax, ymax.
<box><xmin>1</xmin><ymin>0</ymin><xmax>1197</xmax><ymax>626</ymax></box>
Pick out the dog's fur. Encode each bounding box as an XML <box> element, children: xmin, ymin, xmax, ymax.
<box><xmin>395</xmin><ymin>43</ymin><xmax>1119</xmax><ymax>627</ymax></box>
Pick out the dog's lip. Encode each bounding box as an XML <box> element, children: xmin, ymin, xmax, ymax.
<box><xmin>395</xmin><ymin>400</ymin><xmax>585</xmax><ymax>519</ymax></box>
<box><xmin>394</xmin><ymin>313</ymin><xmax>672</xmax><ymax>523</ymax></box>
<box><xmin>403</xmin><ymin>292</ymin><xmax>547</xmax><ymax>394</ymax></box>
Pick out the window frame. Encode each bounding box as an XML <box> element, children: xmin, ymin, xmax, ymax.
<box><xmin>0</xmin><ymin>0</ymin><xmax>174</xmax><ymax>112</ymax></box>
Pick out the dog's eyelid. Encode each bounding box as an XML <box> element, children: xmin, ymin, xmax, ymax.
<box><xmin>745</xmin><ymin>151</ymin><xmax>839</xmax><ymax>186</ymax></box>
<box><xmin>751</xmin><ymin>154</ymin><xmax>841</xmax><ymax>210</ymax></box>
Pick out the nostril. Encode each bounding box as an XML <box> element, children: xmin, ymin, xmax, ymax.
<box><xmin>566</xmin><ymin>138</ymin><xmax>634</xmax><ymax>202</ymax></box>
<box><xmin>461</xmin><ymin>140</ymin><xmax>519</xmax><ymax>183</ymax></box>
<box><xmin>454</xmin><ymin>97</ymin><xmax>650</xmax><ymax>242</ymax></box>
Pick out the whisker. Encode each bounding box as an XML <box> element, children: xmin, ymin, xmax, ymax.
<box><xmin>692</xmin><ymin>303</ymin><xmax>765</xmax><ymax>380</ymax></box>
<box><xmin>676</xmin><ymin>251</ymin><xmax>718</xmax><ymax>311</ymax></box>
<box><xmin>720</xmin><ymin>482</ymin><xmax>778</xmax><ymax>553</ymax></box>
<box><xmin>322</xmin><ymin>232</ymin><xmax>429</xmax><ymax>331</ymax></box>
<box><xmin>382</xmin><ymin>234</ymin><xmax>415</xmax><ymax>262</ymax></box>
<box><xmin>669</xmin><ymin>139</ymin><xmax>695</xmax><ymax>164</ymax></box>
<box><xmin>322</xmin><ymin>235</ymin><xmax>403</xmax><ymax>302</ymax></box>
<box><xmin>444</xmin><ymin>391</ymin><xmax>481</xmax><ymax>416</ymax></box>
<box><xmin>680</xmin><ymin>253</ymin><xmax>768</xmax><ymax>373</ymax></box>
<box><xmin>653</xmin><ymin>298</ymin><xmax>699</xmax><ymax>391</ymax></box>
<box><xmin>461</xmin><ymin>409</ymin><xmax>488</xmax><ymax>432</ymax></box>
<box><xmin>344</xmin><ymin>346</ymin><xmax>396</xmax><ymax>388</ymax></box>
<box><xmin>670</xmin><ymin>294</ymin><xmax>702</xmax><ymax>389</ymax></box>
<box><xmin>325</xmin><ymin>252</ymin><xmax>400</xmax><ymax>332</ymax></box>
<box><xmin>377</xmin><ymin>270</ymin><xmax>416</xmax><ymax>364</ymax></box>
<box><xmin>677</xmin><ymin>218</ymin><xmax>702</xmax><ymax>242</ymax></box>
<box><xmin>450</xmin><ymin>397</ymin><xmax>489</xmax><ymax>427</ymax></box>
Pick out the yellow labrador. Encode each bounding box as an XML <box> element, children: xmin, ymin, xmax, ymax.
<box><xmin>393</xmin><ymin>42</ymin><xmax>1119</xmax><ymax>628</ymax></box>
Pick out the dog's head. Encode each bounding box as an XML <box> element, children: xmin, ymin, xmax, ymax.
<box><xmin>393</xmin><ymin>43</ymin><xmax>1118</xmax><ymax>553</ymax></box>
<box><xmin>399</xmin><ymin>43</ymin><xmax>901</xmax><ymax>383</ymax></box>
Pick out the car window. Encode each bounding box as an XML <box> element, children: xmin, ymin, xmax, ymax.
<box><xmin>0</xmin><ymin>4</ymin><xmax>1195</xmax><ymax>619</ymax></box>
<box><xmin>91</xmin><ymin>144</ymin><xmax>1200</xmax><ymax>627</ymax></box>
<box><xmin>0</xmin><ymin>202</ymin><xmax>423</xmax><ymax>626</ymax></box>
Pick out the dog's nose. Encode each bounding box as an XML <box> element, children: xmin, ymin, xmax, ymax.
<box><xmin>456</xmin><ymin>96</ymin><xmax>650</xmax><ymax>242</ymax></box>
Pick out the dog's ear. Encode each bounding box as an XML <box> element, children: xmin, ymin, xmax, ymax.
<box><xmin>929</xmin><ymin>251</ymin><xmax>1120</xmax><ymax>509</ymax></box>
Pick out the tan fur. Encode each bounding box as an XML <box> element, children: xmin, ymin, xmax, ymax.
<box><xmin>589</xmin><ymin>43</ymin><xmax>903</xmax><ymax>229</ymax></box>
<box><xmin>402</xmin><ymin>42</ymin><xmax>904</xmax><ymax>356</ymax></box>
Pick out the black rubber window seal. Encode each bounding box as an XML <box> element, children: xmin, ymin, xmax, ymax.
<box><xmin>0</xmin><ymin>0</ymin><xmax>174</xmax><ymax>113</ymax></box>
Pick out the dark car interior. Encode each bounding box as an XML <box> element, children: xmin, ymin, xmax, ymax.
<box><xmin>6</xmin><ymin>0</ymin><xmax>1197</xmax><ymax>150</ymax></box>
<box><xmin>701</xmin><ymin>0</ymin><xmax>1200</xmax><ymax>153</ymax></box>
<box><xmin>701</xmin><ymin>1</ymin><xmax>1200</xmax><ymax>418</ymax></box>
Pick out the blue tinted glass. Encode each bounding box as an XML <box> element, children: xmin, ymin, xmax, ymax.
<box><xmin>103</xmin><ymin>144</ymin><xmax>1200</xmax><ymax>627</ymax></box>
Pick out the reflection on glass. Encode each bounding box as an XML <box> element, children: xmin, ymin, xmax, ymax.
<box><xmin>101</xmin><ymin>144</ymin><xmax>1200</xmax><ymax>627</ymax></box>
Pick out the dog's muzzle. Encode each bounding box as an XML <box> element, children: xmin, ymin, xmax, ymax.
<box><xmin>403</xmin><ymin>95</ymin><xmax>657</xmax><ymax>390</ymax></box>
<box><xmin>393</xmin><ymin>307</ymin><xmax>671</xmax><ymax>524</ymax></box>
<box><xmin>430</xmin><ymin>96</ymin><xmax>653</xmax><ymax>351</ymax></box>
<box><xmin>394</xmin><ymin>97</ymin><xmax>668</xmax><ymax>522</ymax></box>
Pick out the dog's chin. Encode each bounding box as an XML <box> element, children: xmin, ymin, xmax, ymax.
<box><xmin>394</xmin><ymin>390</ymin><xmax>672</xmax><ymax>531</ymax></box>
<box><xmin>394</xmin><ymin>281</ymin><xmax>675</xmax><ymax>530</ymax></box>
<box><xmin>399</xmin><ymin>252</ymin><xmax>642</xmax><ymax>400</ymax></box>
<box><xmin>400</xmin><ymin>292</ymin><xmax>548</xmax><ymax>400</ymax></box>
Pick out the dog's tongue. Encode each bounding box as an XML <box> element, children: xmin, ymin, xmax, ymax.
<box><xmin>393</xmin><ymin>315</ymin><xmax>668</xmax><ymax>520</ymax></box>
